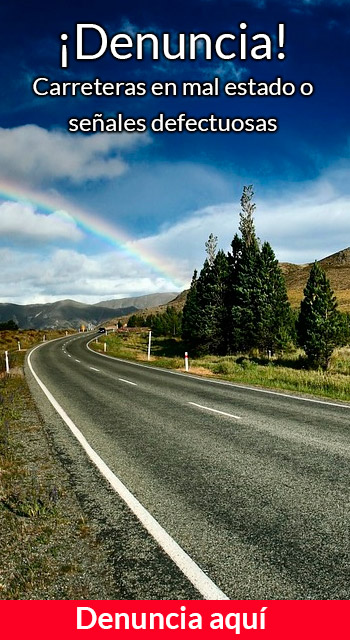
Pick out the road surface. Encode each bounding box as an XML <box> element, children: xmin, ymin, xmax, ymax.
<box><xmin>26</xmin><ymin>333</ymin><xmax>350</xmax><ymax>599</ymax></box>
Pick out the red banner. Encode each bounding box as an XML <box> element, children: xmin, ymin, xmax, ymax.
<box><xmin>0</xmin><ymin>600</ymin><xmax>348</xmax><ymax>639</ymax></box>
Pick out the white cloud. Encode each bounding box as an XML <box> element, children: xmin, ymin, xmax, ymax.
<box><xmin>0</xmin><ymin>125</ymin><xmax>149</xmax><ymax>185</ymax></box>
<box><xmin>0</xmin><ymin>248</ymin><xmax>180</xmax><ymax>305</ymax></box>
<box><xmin>1</xmin><ymin>163</ymin><xmax>350</xmax><ymax>305</ymax></box>
<box><xmin>0</xmin><ymin>201</ymin><xmax>82</xmax><ymax>243</ymax></box>
<box><xmin>136</xmin><ymin>167</ymin><xmax>350</xmax><ymax>272</ymax></box>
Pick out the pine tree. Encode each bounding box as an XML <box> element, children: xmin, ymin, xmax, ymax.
<box><xmin>207</xmin><ymin>249</ymin><xmax>230</xmax><ymax>354</ymax></box>
<box><xmin>228</xmin><ymin>189</ymin><xmax>292</xmax><ymax>354</ymax></box>
<box><xmin>239</xmin><ymin>185</ymin><xmax>256</xmax><ymax>248</ymax></box>
<box><xmin>205</xmin><ymin>233</ymin><xmax>218</xmax><ymax>267</ymax></box>
<box><xmin>255</xmin><ymin>242</ymin><xmax>293</xmax><ymax>353</ymax></box>
<box><xmin>339</xmin><ymin>312</ymin><xmax>350</xmax><ymax>345</ymax></box>
<box><xmin>194</xmin><ymin>257</ymin><xmax>219</xmax><ymax>354</ymax></box>
<box><xmin>127</xmin><ymin>314</ymin><xmax>137</xmax><ymax>327</ymax></box>
<box><xmin>182</xmin><ymin>270</ymin><xmax>201</xmax><ymax>346</ymax></box>
<box><xmin>225</xmin><ymin>233</ymin><xmax>243</xmax><ymax>353</ymax></box>
<box><xmin>297</xmin><ymin>261</ymin><xmax>341</xmax><ymax>369</ymax></box>
<box><xmin>182</xmin><ymin>246</ymin><xmax>230</xmax><ymax>355</ymax></box>
<box><xmin>229</xmin><ymin>186</ymin><xmax>261</xmax><ymax>351</ymax></box>
<box><xmin>230</xmin><ymin>239</ymin><xmax>261</xmax><ymax>351</ymax></box>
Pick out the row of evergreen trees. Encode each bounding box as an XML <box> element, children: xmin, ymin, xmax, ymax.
<box><xmin>128</xmin><ymin>307</ymin><xmax>182</xmax><ymax>337</ymax></box>
<box><xmin>0</xmin><ymin>320</ymin><xmax>18</xmax><ymax>331</ymax></box>
<box><xmin>182</xmin><ymin>186</ymin><xmax>293</xmax><ymax>355</ymax></box>
<box><xmin>182</xmin><ymin>185</ymin><xmax>346</xmax><ymax>369</ymax></box>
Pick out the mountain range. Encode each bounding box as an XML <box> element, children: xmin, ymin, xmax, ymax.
<box><xmin>0</xmin><ymin>293</ymin><xmax>178</xmax><ymax>330</ymax></box>
<box><xmin>1</xmin><ymin>248</ymin><xmax>350</xmax><ymax>330</ymax></box>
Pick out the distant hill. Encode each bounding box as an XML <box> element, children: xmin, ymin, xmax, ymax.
<box><xmin>0</xmin><ymin>292</ymin><xmax>179</xmax><ymax>330</ymax></box>
<box><xmin>0</xmin><ymin>299</ymin><xmax>138</xmax><ymax>330</ymax></box>
<box><xmin>281</xmin><ymin>247</ymin><xmax>350</xmax><ymax>311</ymax></box>
<box><xmin>1</xmin><ymin>249</ymin><xmax>349</xmax><ymax>330</ymax></box>
<box><xmin>94</xmin><ymin>292</ymin><xmax>178</xmax><ymax>310</ymax></box>
<box><xmin>111</xmin><ymin>290</ymin><xmax>189</xmax><ymax>325</ymax></box>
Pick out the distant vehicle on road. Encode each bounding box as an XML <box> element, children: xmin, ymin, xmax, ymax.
<box><xmin>98</xmin><ymin>327</ymin><xmax>106</xmax><ymax>333</ymax></box>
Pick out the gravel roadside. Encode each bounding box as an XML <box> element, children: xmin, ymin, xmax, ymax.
<box><xmin>0</xmin><ymin>368</ymin><xmax>116</xmax><ymax>599</ymax></box>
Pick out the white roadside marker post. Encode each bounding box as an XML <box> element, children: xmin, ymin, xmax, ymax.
<box><xmin>43</xmin><ymin>334</ymin><xmax>46</xmax><ymax>342</ymax></box>
<box><xmin>104</xmin><ymin>342</ymin><xmax>107</xmax><ymax>352</ymax></box>
<box><xmin>185</xmin><ymin>351</ymin><xmax>189</xmax><ymax>372</ymax></box>
<box><xmin>17</xmin><ymin>341</ymin><xmax>21</xmax><ymax>351</ymax></box>
<box><xmin>147</xmin><ymin>330</ymin><xmax>152</xmax><ymax>361</ymax></box>
<box><xmin>5</xmin><ymin>351</ymin><xmax>9</xmax><ymax>374</ymax></box>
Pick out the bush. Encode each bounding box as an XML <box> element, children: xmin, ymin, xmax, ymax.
<box><xmin>212</xmin><ymin>360</ymin><xmax>237</xmax><ymax>375</ymax></box>
<box><xmin>236</xmin><ymin>356</ymin><xmax>257</xmax><ymax>370</ymax></box>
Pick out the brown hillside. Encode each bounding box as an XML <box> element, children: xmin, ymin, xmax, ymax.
<box><xmin>281</xmin><ymin>247</ymin><xmax>350</xmax><ymax>311</ymax></box>
<box><xmin>113</xmin><ymin>248</ymin><xmax>350</xmax><ymax>325</ymax></box>
<box><xmin>112</xmin><ymin>290</ymin><xmax>188</xmax><ymax>325</ymax></box>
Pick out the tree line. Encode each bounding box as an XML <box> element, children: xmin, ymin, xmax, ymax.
<box><xmin>182</xmin><ymin>185</ymin><xmax>348</xmax><ymax>370</ymax></box>
<box><xmin>0</xmin><ymin>320</ymin><xmax>19</xmax><ymax>331</ymax></box>
<box><xmin>128</xmin><ymin>306</ymin><xmax>182</xmax><ymax>337</ymax></box>
<box><xmin>127</xmin><ymin>186</ymin><xmax>348</xmax><ymax>370</ymax></box>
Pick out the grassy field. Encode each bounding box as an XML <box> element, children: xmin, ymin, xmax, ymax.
<box><xmin>91</xmin><ymin>331</ymin><xmax>350</xmax><ymax>402</ymax></box>
<box><xmin>287</xmin><ymin>288</ymin><xmax>350</xmax><ymax>313</ymax></box>
<box><xmin>0</xmin><ymin>331</ymin><xmax>116</xmax><ymax>599</ymax></box>
<box><xmin>0</xmin><ymin>329</ymin><xmax>74</xmax><ymax>373</ymax></box>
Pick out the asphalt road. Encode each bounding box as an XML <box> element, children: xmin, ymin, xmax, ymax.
<box><xmin>26</xmin><ymin>333</ymin><xmax>350</xmax><ymax>599</ymax></box>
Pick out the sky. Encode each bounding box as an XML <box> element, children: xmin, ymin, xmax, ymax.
<box><xmin>0</xmin><ymin>0</ymin><xmax>350</xmax><ymax>304</ymax></box>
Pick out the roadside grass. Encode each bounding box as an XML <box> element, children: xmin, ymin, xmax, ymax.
<box><xmin>0</xmin><ymin>329</ymin><xmax>74</xmax><ymax>373</ymax></box>
<box><xmin>92</xmin><ymin>331</ymin><xmax>184</xmax><ymax>369</ymax></box>
<box><xmin>0</xmin><ymin>368</ymin><xmax>115</xmax><ymax>599</ymax></box>
<box><xmin>91</xmin><ymin>332</ymin><xmax>350</xmax><ymax>402</ymax></box>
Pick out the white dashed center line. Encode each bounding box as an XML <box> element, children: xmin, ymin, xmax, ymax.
<box><xmin>89</xmin><ymin>366</ymin><xmax>100</xmax><ymax>372</ymax></box>
<box><xmin>188</xmin><ymin>402</ymin><xmax>241</xmax><ymax>420</ymax></box>
<box><xmin>75</xmin><ymin>359</ymin><xmax>80</xmax><ymax>363</ymax></box>
<box><xmin>119</xmin><ymin>378</ymin><xmax>137</xmax><ymax>386</ymax></box>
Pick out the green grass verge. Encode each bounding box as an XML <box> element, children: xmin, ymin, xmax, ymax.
<box><xmin>91</xmin><ymin>332</ymin><xmax>350</xmax><ymax>402</ymax></box>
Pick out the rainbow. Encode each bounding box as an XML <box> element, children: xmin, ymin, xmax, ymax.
<box><xmin>0</xmin><ymin>178</ymin><xmax>186</xmax><ymax>289</ymax></box>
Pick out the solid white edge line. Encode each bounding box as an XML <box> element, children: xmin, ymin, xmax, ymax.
<box><xmin>27</xmin><ymin>341</ymin><xmax>228</xmax><ymax>601</ymax></box>
<box><xmin>86</xmin><ymin>338</ymin><xmax>350</xmax><ymax>411</ymax></box>
<box><xmin>189</xmin><ymin>402</ymin><xmax>241</xmax><ymax>420</ymax></box>
<box><xmin>119</xmin><ymin>378</ymin><xmax>137</xmax><ymax>386</ymax></box>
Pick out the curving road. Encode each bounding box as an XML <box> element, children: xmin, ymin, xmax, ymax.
<box><xmin>26</xmin><ymin>333</ymin><xmax>350</xmax><ymax>599</ymax></box>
